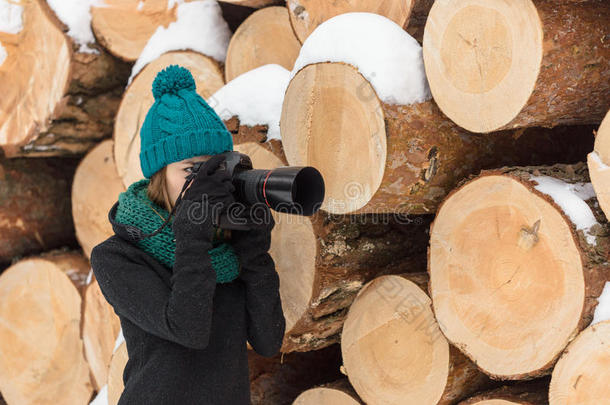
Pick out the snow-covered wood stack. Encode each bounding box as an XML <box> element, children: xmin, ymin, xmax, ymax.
<box><xmin>0</xmin><ymin>0</ymin><xmax>608</xmax><ymax>404</ymax></box>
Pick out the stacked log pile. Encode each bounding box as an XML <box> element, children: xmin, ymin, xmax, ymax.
<box><xmin>0</xmin><ymin>0</ymin><xmax>608</xmax><ymax>404</ymax></box>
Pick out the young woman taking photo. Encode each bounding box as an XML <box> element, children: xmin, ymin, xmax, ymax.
<box><xmin>90</xmin><ymin>65</ymin><xmax>286</xmax><ymax>404</ymax></box>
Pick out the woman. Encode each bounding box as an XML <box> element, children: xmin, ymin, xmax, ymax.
<box><xmin>90</xmin><ymin>64</ymin><xmax>285</xmax><ymax>404</ymax></box>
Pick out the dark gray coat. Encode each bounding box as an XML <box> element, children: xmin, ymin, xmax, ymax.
<box><xmin>90</xmin><ymin>199</ymin><xmax>285</xmax><ymax>404</ymax></box>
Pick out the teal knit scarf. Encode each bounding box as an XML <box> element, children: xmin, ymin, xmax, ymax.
<box><xmin>114</xmin><ymin>179</ymin><xmax>241</xmax><ymax>283</ymax></box>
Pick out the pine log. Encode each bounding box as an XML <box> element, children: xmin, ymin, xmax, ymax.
<box><xmin>224</xmin><ymin>6</ymin><xmax>300</xmax><ymax>82</ymax></box>
<box><xmin>549</xmin><ymin>320</ymin><xmax>610</xmax><ymax>404</ymax></box>
<box><xmin>113</xmin><ymin>50</ymin><xmax>225</xmax><ymax>188</ymax></box>
<box><xmin>249</xmin><ymin>344</ymin><xmax>343</xmax><ymax>405</ymax></box>
<box><xmin>280</xmin><ymin>61</ymin><xmax>596</xmax><ymax>215</ymax></box>
<box><xmin>342</xmin><ymin>273</ymin><xmax>495</xmax><ymax>405</ymax></box>
<box><xmin>107</xmin><ymin>341</ymin><xmax>127</xmax><ymax>405</ymax></box>
<box><xmin>233</xmin><ymin>142</ymin><xmax>430</xmax><ymax>353</ymax></box>
<box><xmin>429</xmin><ymin>161</ymin><xmax>610</xmax><ymax>380</ymax></box>
<box><xmin>91</xmin><ymin>0</ymin><xmax>184</xmax><ymax>62</ymax></box>
<box><xmin>0</xmin><ymin>0</ymin><xmax>131</xmax><ymax>157</ymax></box>
<box><xmin>286</xmin><ymin>0</ymin><xmax>422</xmax><ymax>44</ymax></box>
<box><xmin>72</xmin><ymin>139</ymin><xmax>126</xmax><ymax>259</ymax></box>
<box><xmin>423</xmin><ymin>0</ymin><xmax>610</xmax><ymax>133</ymax></box>
<box><xmin>459</xmin><ymin>377</ymin><xmax>550</xmax><ymax>405</ymax></box>
<box><xmin>82</xmin><ymin>277</ymin><xmax>121</xmax><ymax>392</ymax></box>
<box><xmin>293</xmin><ymin>378</ymin><xmax>363</xmax><ymax>404</ymax></box>
<box><xmin>587</xmin><ymin>110</ymin><xmax>610</xmax><ymax>221</ymax></box>
<box><xmin>0</xmin><ymin>156</ymin><xmax>80</xmax><ymax>265</ymax></box>
<box><xmin>0</xmin><ymin>250</ymin><xmax>93</xmax><ymax>404</ymax></box>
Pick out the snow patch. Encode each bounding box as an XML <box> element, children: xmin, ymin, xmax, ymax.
<box><xmin>89</xmin><ymin>384</ymin><xmax>107</xmax><ymax>405</ymax></box>
<box><xmin>114</xmin><ymin>327</ymin><xmax>124</xmax><ymax>352</ymax></box>
<box><xmin>0</xmin><ymin>42</ymin><xmax>6</xmax><ymax>67</ymax></box>
<box><xmin>592</xmin><ymin>282</ymin><xmax>610</xmax><ymax>325</ymax></box>
<box><xmin>589</xmin><ymin>150</ymin><xmax>610</xmax><ymax>171</ymax></box>
<box><xmin>289</xmin><ymin>12</ymin><xmax>431</xmax><ymax>106</ymax></box>
<box><xmin>0</xmin><ymin>0</ymin><xmax>24</xmax><ymax>34</ymax></box>
<box><xmin>530</xmin><ymin>175</ymin><xmax>599</xmax><ymax>245</ymax></box>
<box><xmin>210</xmin><ymin>64</ymin><xmax>290</xmax><ymax>142</ymax></box>
<box><xmin>128</xmin><ymin>0</ymin><xmax>231</xmax><ymax>86</ymax></box>
<box><xmin>46</xmin><ymin>0</ymin><xmax>109</xmax><ymax>54</ymax></box>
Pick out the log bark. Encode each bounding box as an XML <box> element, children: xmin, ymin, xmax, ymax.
<box><xmin>224</xmin><ymin>6</ymin><xmax>300</xmax><ymax>82</ymax></box>
<box><xmin>113</xmin><ymin>50</ymin><xmax>225</xmax><ymax>188</ymax></box>
<box><xmin>342</xmin><ymin>273</ymin><xmax>495</xmax><ymax>405</ymax></box>
<box><xmin>0</xmin><ymin>250</ymin><xmax>93</xmax><ymax>405</ymax></box>
<box><xmin>549</xmin><ymin>320</ymin><xmax>610</xmax><ymax>404</ymax></box>
<box><xmin>232</xmin><ymin>141</ymin><xmax>431</xmax><ymax>353</ymax></box>
<box><xmin>0</xmin><ymin>156</ymin><xmax>80</xmax><ymax>266</ymax></box>
<box><xmin>429</xmin><ymin>161</ymin><xmax>610</xmax><ymax>380</ymax></box>
<box><xmin>72</xmin><ymin>139</ymin><xmax>126</xmax><ymax>259</ymax></box>
<box><xmin>423</xmin><ymin>0</ymin><xmax>610</xmax><ymax>133</ymax></box>
<box><xmin>587</xmin><ymin>109</ymin><xmax>610</xmax><ymax>221</ymax></box>
<box><xmin>280</xmin><ymin>61</ymin><xmax>596</xmax><ymax>215</ymax></box>
<box><xmin>286</xmin><ymin>0</ymin><xmax>420</xmax><ymax>44</ymax></box>
<box><xmin>0</xmin><ymin>0</ymin><xmax>131</xmax><ymax>157</ymax></box>
<box><xmin>293</xmin><ymin>378</ymin><xmax>363</xmax><ymax>404</ymax></box>
<box><xmin>91</xmin><ymin>0</ymin><xmax>183</xmax><ymax>62</ymax></box>
<box><xmin>249</xmin><ymin>344</ymin><xmax>343</xmax><ymax>405</ymax></box>
<box><xmin>459</xmin><ymin>377</ymin><xmax>550</xmax><ymax>405</ymax></box>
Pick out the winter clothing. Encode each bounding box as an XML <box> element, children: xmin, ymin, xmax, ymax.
<box><xmin>90</xmin><ymin>196</ymin><xmax>285</xmax><ymax>404</ymax></box>
<box><xmin>113</xmin><ymin>178</ymin><xmax>240</xmax><ymax>283</ymax></box>
<box><xmin>139</xmin><ymin>64</ymin><xmax>234</xmax><ymax>178</ymax></box>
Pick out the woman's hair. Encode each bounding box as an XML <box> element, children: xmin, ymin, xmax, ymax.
<box><xmin>147</xmin><ymin>166</ymin><xmax>173</xmax><ymax>212</ymax></box>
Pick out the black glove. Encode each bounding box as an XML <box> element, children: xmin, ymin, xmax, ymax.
<box><xmin>172</xmin><ymin>154</ymin><xmax>236</xmax><ymax>241</ymax></box>
<box><xmin>230</xmin><ymin>203</ymin><xmax>275</xmax><ymax>262</ymax></box>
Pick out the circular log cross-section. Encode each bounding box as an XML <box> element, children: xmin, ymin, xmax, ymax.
<box><xmin>286</xmin><ymin>0</ymin><xmax>416</xmax><ymax>44</ymax></box>
<box><xmin>113</xmin><ymin>50</ymin><xmax>225</xmax><ymax>188</ymax></box>
<box><xmin>587</xmin><ymin>110</ymin><xmax>610</xmax><ymax>220</ymax></box>
<box><xmin>293</xmin><ymin>378</ymin><xmax>363</xmax><ymax>404</ymax></box>
<box><xmin>341</xmin><ymin>273</ymin><xmax>493</xmax><ymax>405</ymax></box>
<box><xmin>549</xmin><ymin>320</ymin><xmax>610</xmax><ymax>404</ymax></box>
<box><xmin>91</xmin><ymin>0</ymin><xmax>184</xmax><ymax>62</ymax></box>
<box><xmin>0</xmin><ymin>251</ymin><xmax>92</xmax><ymax>405</ymax></box>
<box><xmin>0</xmin><ymin>0</ymin><xmax>130</xmax><ymax>157</ymax></box>
<box><xmin>72</xmin><ymin>139</ymin><xmax>126</xmax><ymax>259</ymax></box>
<box><xmin>423</xmin><ymin>0</ymin><xmax>610</xmax><ymax>133</ymax></box>
<box><xmin>234</xmin><ymin>142</ymin><xmax>430</xmax><ymax>353</ymax></box>
<box><xmin>82</xmin><ymin>279</ymin><xmax>121</xmax><ymax>392</ymax></box>
<box><xmin>281</xmin><ymin>61</ymin><xmax>597</xmax><ymax>215</ymax></box>
<box><xmin>428</xmin><ymin>162</ymin><xmax>610</xmax><ymax>380</ymax></box>
<box><xmin>225</xmin><ymin>6</ymin><xmax>300</xmax><ymax>82</ymax></box>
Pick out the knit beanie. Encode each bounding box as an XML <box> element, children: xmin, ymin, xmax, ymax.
<box><xmin>139</xmin><ymin>64</ymin><xmax>234</xmax><ymax>178</ymax></box>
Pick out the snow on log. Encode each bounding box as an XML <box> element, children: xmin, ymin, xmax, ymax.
<box><xmin>72</xmin><ymin>139</ymin><xmax>125</xmax><ymax>259</ymax></box>
<box><xmin>0</xmin><ymin>156</ymin><xmax>79</xmax><ymax>265</ymax></box>
<box><xmin>113</xmin><ymin>51</ymin><xmax>225</xmax><ymax>188</ymax></box>
<box><xmin>224</xmin><ymin>7</ymin><xmax>300</xmax><ymax>82</ymax></box>
<box><xmin>213</xmin><ymin>63</ymin><xmax>290</xmax><ymax>143</ymax></box>
<box><xmin>286</xmin><ymin>0</ymin><xmax>434</xmax><ymax>44</ymax></box>
<box><xmin>549</xmin><ymin>320</ymin><xmax>610</xmax><ymax>404</ymax></box>
<box><xmin>587</xmin><ymin>110</ymin><xmax>610</xmax><ymax>221</ymax></box>
<box><xmin>233</xmin><ymin>142</ymin><xmax>430</xmax><ymax>353</ymax></box>
<box><xmin>423</xmin><ymin>0</ymin><xmax>610</xmax><ymax>133</ymax></box>
<box><xmin>429</xmin><ymin>161</ymin><xmax>610</xmax><ymax>380</ymax></box>
<box><xmin>0</xmin><ymin>0</ymin><xmax>130</xmax><ymax>157</ymax></box>
<box><xmin>0</xmin><ymin>250</ymin><xmax>93</xmax><ymax>404</ymax></box>
<box><xmin>341</xmin><ymin>273</ymin><xmax>495</xmax><ymax>405</ymax></box>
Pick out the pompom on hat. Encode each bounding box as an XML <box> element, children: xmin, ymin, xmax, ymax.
<box><xmin>139</xmin><ymin>64</ymin><xmax>234</xmax><ymax>178</ymax></box>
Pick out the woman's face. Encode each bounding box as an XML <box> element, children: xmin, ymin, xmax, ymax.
<box><xmin>165</xmin><ymin>155</ymin><xmax>212</xmax><ymax>208</ymax></box>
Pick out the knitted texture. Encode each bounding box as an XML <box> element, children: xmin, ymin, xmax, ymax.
<box><xmin>139</xmin><ymin>64</ymin><xmax>234</xmax><ymax>178</ymax></box>
<box><xmin>114</xmin><ymin>178</ymin><xmax>241</xmax><ymax>283</ymax></box>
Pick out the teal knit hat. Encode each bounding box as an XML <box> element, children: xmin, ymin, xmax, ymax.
<box><xmin>139</xmin><ymin>64</ymin><xmax>234</xmax><ymax>178</ymax></box>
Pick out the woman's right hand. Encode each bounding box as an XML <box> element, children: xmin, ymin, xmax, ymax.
<box><xmin>172</xmin><ymin>154</ymin><xmax>236</xmax><ymax>240</ymax></box>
